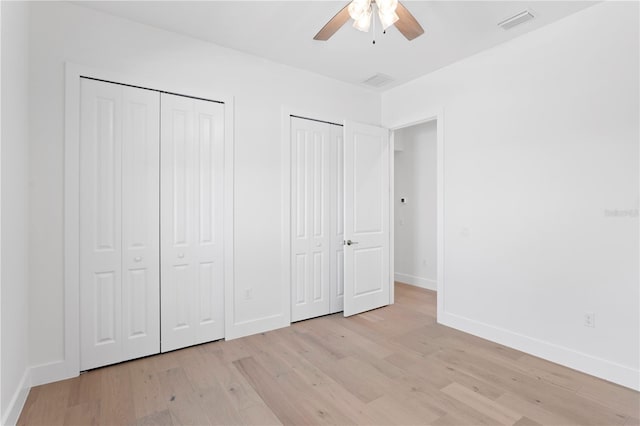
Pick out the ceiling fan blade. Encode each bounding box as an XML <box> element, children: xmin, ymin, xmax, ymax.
<box><xmin>394</xmin><ymin>1</ymin><xmax>425</xmax><ymax>41</ymax></box>
<box><xmin>314</xmin><ymin>4</ymin><xmax>351</xmax><ymax>40</ymax></box>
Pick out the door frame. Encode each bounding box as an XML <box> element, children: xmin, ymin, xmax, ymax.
<box><xmin>32</xmin><ymin>62</ymin><xmax>235</xmax><ymax>386</ymax></box>
<box><xmin>388</xmin><ymin>108</ymin><xmax>445</xmax><ymax>320</ymax></box>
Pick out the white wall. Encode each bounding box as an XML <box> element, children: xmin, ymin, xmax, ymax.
<box><xmin>394</xmin><ymin>121</ymin><xmax>437</xmax><ymax>290</ymax></box>
<box><xmin>1</xmin><ymin>1</ymin><xmax>32</xmax><ymax>423</ymax></box>
<box><xmin>383</xmin><ymin>1</ymin><xmax>639</xmax><ymax>390</ymax></box>
<box><xmin>27</xmin><ymin>1</ymin><xmax>380</xmax><ymax>378</ymax></box>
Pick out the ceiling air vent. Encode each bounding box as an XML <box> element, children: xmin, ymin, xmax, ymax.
<box><xmin>498</xmin><ymin>10</ymin><xmax>535</xmax><ymax>30</ymax></box>
<box><xmin>362</xmin><ymin>73</ymin><xmax>394</xmax><ymax>88</ymax></box>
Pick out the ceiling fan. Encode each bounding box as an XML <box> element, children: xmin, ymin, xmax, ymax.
<box><xmin>314</xmin><ymin>0</ymin><xmax>424</xmax><ymax>41</ymax></box>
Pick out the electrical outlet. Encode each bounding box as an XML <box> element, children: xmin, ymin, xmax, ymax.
<box><xmin>584</xmin><ymin>312</ymin><xmax>595</xmax><ymax>328</ymax></box>
<box><xmin>244</xmin><ymin>288</ymin><xmax>253</xmax><ymax>300</ymax></box>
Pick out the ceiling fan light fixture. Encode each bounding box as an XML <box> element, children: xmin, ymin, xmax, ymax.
<box><xmin>353</xmin><ymin>6</ymin><xmax>372</xmax><ymax>32</ymax></box>
<box><xmin>313</xmin><ymin>0</ymin><xmax>424</xmax><ymax>41</ymax></box>
<box><xmin>378</xmin><ymin>10</ymin><xmax>399</xmax><ymax>30</ymax></box>
<box><xmin>375</xmin><ymin>0</ymin><xmax>398</xmax><ymax>15</ymax></box>
<box><xmin>348</xmin><ymin>0</ymin><xmax>371</xmax><ymax>21</ymax></box>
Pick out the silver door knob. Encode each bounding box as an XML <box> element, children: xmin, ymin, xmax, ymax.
<box><xmin>345</xmin><ymin>240</ymin><xmax>359</xmax><ymax>246</ymax></box>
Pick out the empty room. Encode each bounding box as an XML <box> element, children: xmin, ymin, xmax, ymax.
<box><xmin>1</xmin><ymin>0</ymin><xmax>638</xmax><ymax>425</ymax></box>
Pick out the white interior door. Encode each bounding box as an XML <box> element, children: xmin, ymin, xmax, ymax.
<box><xmin>121</xmin><ymin>85</ymin><xmax>161</xmax><ymax>362</ymax></box>
<box><xmin>160</xmin><ymin>93</ymin><xmax>225</xmax><ymax>352</ymax></box>
<box><xmin>80</xmin><ymin>78</ymin><xmax>160</xmax><ymax>370</ymax></box>
<box><xmin>290</xmin><ymin>117</ymin><xmax>332</xmax><ymax>322</ymax></box>
<box><xmin>343</xmin><ymin>121</ymin><xmax>391</xmax><ymax>317</ymax></box>
<box><xmin>330</xmin><ymin>124</ymin><xmax>345</xmax><ymax>314</ymax></box>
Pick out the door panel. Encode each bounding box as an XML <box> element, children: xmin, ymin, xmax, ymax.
<box><xmin>353</xmin><ymin>247</ymin><xmax>384</xmax><ymax>296</ymax></box>
<box><xmin>161</xmin><ymin>93</ymin><xmax>224</xmax><ymax>352</ymax></box>
<box><xmin>161</xmin><ymin>94</ymin><xmax>196</xmax><ymax>352</ymax></box>
<box><xmin>198</xmin><ymin>262</ymin><xmax>215</xmax><ymax>323</ymax></box>
<box><xmin>194</xmin><ymin>101</ymin><xmax>225</xmax><ymax>344</ymax></box>
<box><xmin>330</xmin><ymin>125</ymin><xmax>345</xmax><ymax>313</ymax></box>
<box><xmin>80</xmin><ymin>79</ymin><xmax>123</xmax><ymax>370</ymax></box>
<box><xmin>80</xmin><ymin>79</ymin><xmax>160</xmax><ymax>370</ymax></box>
<box><xmin>94</xmin><ymin>271</ymin><xmax>117</xmax><ymax>344</ymax></box>
<box><xmin>121</xmin><ymin>86</ymin><xmax>161</xmax><ymax>361</ymax></box>
<box><xmin>353</xmin><ymin>136</ymin><xmax>384</xmax><ymax>233</ymax></box>
<box><xmin>291</xmin><ymin>118</ymin><xmax>332</xmax><ymax>322</ymax></box>
<box><xmin>126</xmin><ymin>269</ymin><xmax>148</xmax><ymax>336</ymax></box>
<box><xmin>343</xmin><ymin>121</ymin><xmax>391</xmax><ymax>317</ymax></box>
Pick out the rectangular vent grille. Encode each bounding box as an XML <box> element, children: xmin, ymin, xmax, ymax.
<box><xmin>362</xmin><ymin>73</ymin><xmax>394</xmax><ymax>88</ymax></box>
<box><xmin>498</xmin><ymin>10</ymin><xmax>535</xmax><ymax>30</ymax></box>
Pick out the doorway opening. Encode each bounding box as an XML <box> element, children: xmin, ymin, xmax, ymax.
<box><xmin>392</xmin><ymin>119</ymin><xmax>439</xmax><ymax>296</ymax></box>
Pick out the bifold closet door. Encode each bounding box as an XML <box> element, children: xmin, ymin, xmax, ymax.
<box><xmin>80</xmin><ymin>79</ymin><xmax>160</xmax><ymax>370</ymax></box>
<box><xmin>330</xmin><ymin>124</ymin><xmax>345</xmax><ymax>314</ymax></box>
<box><xmin>160</xmin><ymin>93</ymin><xmax>225</xmax><ymax>352</ymax></box>
<box><xmin>291</xmin><ymin>117</ymin><xmax>343</xmax><ymax>322</ymax></box>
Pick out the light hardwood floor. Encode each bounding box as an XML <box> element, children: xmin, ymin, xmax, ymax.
<box><xmin>18</xmin><ymin>283</ymin><xmax>639</xmax><ymax>425</ymax></box>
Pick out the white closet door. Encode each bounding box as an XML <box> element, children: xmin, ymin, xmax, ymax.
<box><xmin>291</xmin><ymin>117</ymin><xmax>333</xmax><ymax>322</ymax></box>
<box><xmin>330</xmin><ymin>124</ymin><xmax>345</xmax><ymax>314</ymax></box>
<box><xmin>80</xmin><ymin>79</ymin><xmax>160</xmax><ymax>370</ymax></box>
<box><xmin>121</xmin><ymin>86</ymin><xmax>161</xmax><ymax>361</ymax></box>
<box><xmin>343</xmin><ymin>121</ymin><xmax>391</xmax><ymax>317</ymax></box>
<box><xmin>160</xmin><ymin>93</ymin><xmax>224</xmax><ymax>352</ymax></box>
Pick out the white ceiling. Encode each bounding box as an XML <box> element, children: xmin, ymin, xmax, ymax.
<box><xmin>74</xmin><ymin>1</ymin><xmax>597</xmax><ymax>91</ymax></box>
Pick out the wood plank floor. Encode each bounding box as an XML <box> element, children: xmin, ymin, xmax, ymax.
<box><xmin>18</xmin><ymin>283</ymin><xmax>639</xmax><ymax>425</ymax></box>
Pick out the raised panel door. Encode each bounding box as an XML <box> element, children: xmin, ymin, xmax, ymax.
<box><xmin>291</xmin><ymin>117</ymin><xmax>333</xmax><ymax>322</ymax></box>
<box><xmin>343</xmin><ymin>121</ymin><xmax>391</xmax><ymax>317</ymax></box>
<box><xmin>160</xmin><ymin>93</ymin><xmax>224</xmax><ymax>352</ymax></box>
<box><xmin>193</xmin><ymin>100</ymin><xmax>225</xmax><ymax>344</ymax></box>
<box><xmin>80</xmin><ymin>79</ymin><xmax>160</xmax><ymax>370</ymax></box>
<box><xmin>80</xmin><ymin>79</ymin><xmax>124</xmax><ymax>370</ymax></box>
<box><xmin>121</xmin><ymin>87</ymin><xmax>160</xmax><ymax>360</ymax></box>
<box><xmin>330</xmin><ymin>124</ymin><xmax>345</xmax><ymax>314</ymax></box>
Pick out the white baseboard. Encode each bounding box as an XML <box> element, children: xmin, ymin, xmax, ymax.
<box><xmin>30</xmin><ymin>359</ymin><xmax>78</xmax><ymax>387</ymax></box>
<box><xmin>394</xmin><ymin>272</ymin><xmax>437</xmax><ymax>291</ymax></box>
<box><xmin>439</xmin><ymin>310</ymin><xmax>640</xmax><ymax>391</ymax></box>
<box><xmin>2</xmin><ymin>368</ymin><xmax>31</xmax><ymax>426</ymax></box>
